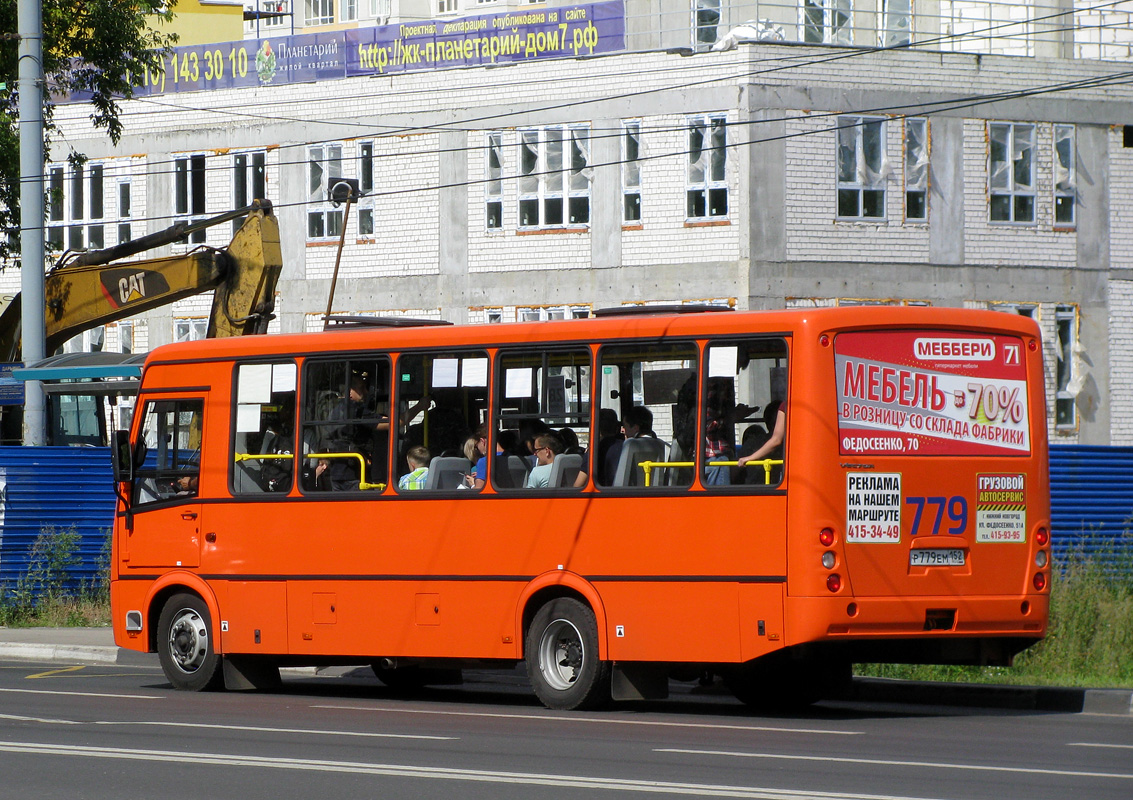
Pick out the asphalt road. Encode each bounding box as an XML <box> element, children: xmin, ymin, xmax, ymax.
<box><xmin>0</xmin><ymin>658</ymin><xmax>1130</xmax><ymax>800</ymax></box>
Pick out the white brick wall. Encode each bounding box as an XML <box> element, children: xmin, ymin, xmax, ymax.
<box><xmin>1109</xmin><ymin>280</ymin><xmax>1133</xmax><ymax>444</ymax></box>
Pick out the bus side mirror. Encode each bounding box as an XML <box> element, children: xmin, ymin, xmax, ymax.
<box><xmin>112</xmin><ymin>430</ymin><xmax>134</xmax><ymax>483</ymax></box>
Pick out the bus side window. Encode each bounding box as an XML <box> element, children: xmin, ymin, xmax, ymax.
<box><xmin>393</xmin><ymin>350</ymin><xmax>489</xmax><ymax>492</ymax></box>
<box><xmin>704</xmin><ymin>338</ymin><xmax>788</xmax><ymax>489</ymax></box>
<box><xmin>496</xmin><ymin>347</ymin><xmax>591</xmax><ymax>491</ymax></box>
<box><xmin>597</xmin><ymin>341</ymin><xmax>697</xmax><ymax>489</ymax></box>
<box><xmin>231</xmin><ymin>362</ymin><xmax>298</xmax><ymax>495</ymax></box>
<box><xmin>300</xmin><ymin>357</ymin><xmax>391</xmax><ymax>492</ymax></box>
<box><xmin>133</xmin><ymin>398</ymin><xmax>204</xmax><ymax>505</ymax></box>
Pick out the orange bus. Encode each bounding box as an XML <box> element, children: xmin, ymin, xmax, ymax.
<box><xmin>110</xmin><ymin>305</ymin><xmax>1050</xmax><ymax>709</ymax></box>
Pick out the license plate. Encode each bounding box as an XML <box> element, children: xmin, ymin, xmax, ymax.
<box><xmin>910</xmin><ymin>548</ymin><xmax>965</xmax><ymax>566</ymax></box>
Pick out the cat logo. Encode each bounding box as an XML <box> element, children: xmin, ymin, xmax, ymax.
<box><xmin>99</xmin><ymin>268</ymin><xmax>171</xmax><ymax>310</ymax></box>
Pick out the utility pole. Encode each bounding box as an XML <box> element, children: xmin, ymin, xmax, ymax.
<box><xmin>18</xmin><ymin>0</ymin><xmax>46</xmax><ymax>445</ymax></box>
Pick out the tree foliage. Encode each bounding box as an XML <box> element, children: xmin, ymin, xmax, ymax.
<box><xmin>0</xmin><ymin>1</ymin><xmax>177</xmax><ymax>266</ymax></box>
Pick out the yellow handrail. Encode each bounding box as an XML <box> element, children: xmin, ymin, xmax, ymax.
<box><xmin>305</xmin><ymin>452</ymin><xmax>386</xmax><ymax>491</ymax></box>
<box><xmin>234</xmin><ymin>452</ymin><xmax>294</xmax><ymax>462</ymax></box>
<box><xmin>638</xmin><ymin>459</ymin><xmax>784</xmax><ymax>487</ymax></box>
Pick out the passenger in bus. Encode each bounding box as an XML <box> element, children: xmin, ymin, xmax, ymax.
<box><xmin>324</xmin><ymin>372</ymin><xmax>378</xmax><ymax>490</ymax></box>
<box><xmin>173</xmin><ymin>474</ymin><xmax>199</xmax><ymax>497</ymax></box>
<box><xmin>397</xmin><ymin>445</ymin><xmax>431</xmax><ymax>491</ymax></box>
<box><xmin>737</xmin><ymin>400</ymin><xmax>786</xmax><ymax>483</ymax></box>
<box><xmin>465</xmin><ymin>423</ymin><xmax>509</xmax><ymax>489</ymax></box>
<box><xmin>462</xmin><ymin>436</ymin><xmax>478</xmax><ymax>464</ymax></box>
<box><xmin>603</xmin><ymin>405</ymin><xmax>655</xmax><ymax>483</ymax></box>
<box><xmin>557</xmin><ymin>427</ymin><xmax>585</xmax><ymax>457</ymax></box>
<box><xmin>526</xmin><ymin>432</ymin><xmax>564</xmax><ymax>488</ymax></box>
<box><xmin>703</xmin><ymin>377</ymin><xmax>753</xmax><ymax>486</ymax></box>
<box><xmin>594</xmin><ymin>408</ymin><xmax>623</xmax><ymax>485</ymax></box>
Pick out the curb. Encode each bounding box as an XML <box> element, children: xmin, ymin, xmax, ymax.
<box><xmin>0</xmin><ymin>643</ymin><xmax>122</xmax><ymax>666</ymax></box>
<box><xmin>852</xmin><ymin>677</ymin><xmax>1133</xmax><ymax>714</ymax></box>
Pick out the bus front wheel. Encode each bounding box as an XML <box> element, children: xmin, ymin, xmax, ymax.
<box><xmin>157</xmin><ymin>593</ymin><xmax>223</xmax><ymax>691</ymax></box>
<box><xmin>525</xmin><ymin>598</ymin><xmax>611</xmax><ymax>710</ymax></box>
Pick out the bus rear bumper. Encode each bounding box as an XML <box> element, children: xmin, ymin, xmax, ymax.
<box><xmin>785</xmin><ymin>594</ymin><xmax>1048</xmax><ymax>665</ymax></box>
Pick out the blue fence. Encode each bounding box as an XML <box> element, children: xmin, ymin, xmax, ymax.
<box><xmin>0</xmin><ymin>446</ymin><xmax>115</xmax><ymax>597</ymax></box>
<box><xmin>0</xmin><ymin>444</ymin><xmax>1130</xmax><ymax>600</ymax></box>
<box><xmin>1049</xmin><ymin>444</ymin><xmax>1133</xmax><ymax>571</ymax></box>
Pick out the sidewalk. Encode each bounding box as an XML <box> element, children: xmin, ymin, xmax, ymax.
<box><xmin>1</xmin><ymin>627</ymin><xmax>1130</xmax><ymax>714</ymax></box>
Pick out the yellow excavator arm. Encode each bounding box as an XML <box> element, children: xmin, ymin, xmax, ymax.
<box><xmin>0</xmin><ymin>201</ymin><xmax>283</xmax><ymax>359</ymax></box>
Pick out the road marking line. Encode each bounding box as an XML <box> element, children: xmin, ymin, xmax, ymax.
<box><xmin>0</xmin><ymin>687</ymin><xmax>160</xmax><ymax>700</ymax></box>
<box><xmin>656</xmin><ymin>748</ymin><xmax>1133</xmax><ymax>781</ymax></box>
<box><xmin>1068</xmin><ymin>742</ymin><xmax>1133</xmax><ymax>750</ymax></box>
<box><xmin>311</xmin><ymin>705</ymin><xmax>861</xmax><ymax>736</ymax></box>
<box><xmin>92</xmin><ymin>721</ymin><xmax>457</xmax><ymax>741</ymax></box>
<box><xmin>0</xmin><ymin>714</ymin><xmax>81</xmax><ymax>725</ymax></box>
<box><xmin>0</xmin><ymin>741</ymin><xmax>942</xmax><ymax>799</ymax></box>
<box><xmin>26</xmin><ymin>667</ymin><xmax>86</xmax><ymax>679</ymax></box>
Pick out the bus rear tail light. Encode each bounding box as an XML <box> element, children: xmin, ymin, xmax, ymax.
<box><xmin>1033</xmin><ymin>572</ymin><xmax>1047</xmax><ymax>591</ymax></box>
<box><xmin>826</xmin><ymin>574</ymin><xmax>842</xmax><ymax>592</ymax></box>
<box><xmin>1035</xmin><ymin>527</ymin><xmax>1049</xmax><ymax>546</ymax></box>
<box><xmin>1035</xmin><ymin>550</ymin><xmax>1048</xmax><ymax>568</ymax></box>
<box><xmin>821</xmin><ymin>552</ymin><xmax>836</xmax><ymax>569</ymax></box>
<box><xmin>819</xmin><ymin>527</ymin><xmax>835</xmax><ymax>547</ymax></box>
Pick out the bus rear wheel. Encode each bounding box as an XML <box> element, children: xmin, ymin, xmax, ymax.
<box><xmin>157</xmin><ymin>593</ymin><xmax>223</xmax><ymax>691</ymax></box>
<box><xmin>525</xmin><ymin>598</ymin><xmax>610</xmax><ymax>710</ymax></box>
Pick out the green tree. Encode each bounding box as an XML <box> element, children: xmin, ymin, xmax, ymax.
<box><xmin>0</xmin><ymin>1</ymin><xmax>177</xmax><ymax>265</ymax></box>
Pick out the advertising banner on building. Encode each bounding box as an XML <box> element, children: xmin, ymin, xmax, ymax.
<box><xmin>0</xmin><ymin>363</ymin><xmax>24</xmax><ymax>406</ymax></box>
<box><xmin>66</xmin><ymin>1</ymin><xmax>625</xmax><ymax>101</ymax></box>
<box><xmin>835</xmin><ymin>330</ymin><xmax>1030</xmax><ymax>456</ymax></box>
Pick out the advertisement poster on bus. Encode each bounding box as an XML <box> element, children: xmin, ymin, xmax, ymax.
<box><xmin>835</xmin><ymin>330</ymin><xmax>1030</xmax><ymax>456</ymax></box>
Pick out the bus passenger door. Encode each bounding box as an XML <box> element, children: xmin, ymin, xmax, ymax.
<box><xmin>122</xmin><ymin>396</ymin><xmax>206</xmax><ymax>569</ymax></box>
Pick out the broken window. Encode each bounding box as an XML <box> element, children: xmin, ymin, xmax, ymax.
<box><xmin>623</xmin><ymin>121</ymin><xmax>642</xmax><ymax>222</ymax></box>
<box><xmin>486</xmin><ymin>132</ymin><xmax>504</xmax><ymax>229</ymax></box>
<box><xmin>879</xmin><ymin>0</ymin><xmax>911</xmax><ymax>47</ymax></box>
<box><xmin>988</xmin><ymin>123</ymin><xmax>1035</xmax><ymax>224</ymax></box>
<box><xmin>517</xmin><ymin>125</ymin><xmax>591</xmax><ymax>229</ymax></box>
<box><xmin>687</xmin><ymin>115</ymin><xmax>728</xmax><ymax>219</ymax></box>
<box><xmin>307</xmin><ymin>143</ymin><xmax>344</xmax><ymax>239</ymax></box>
<box><xmin>802</xmin><ymin>0</ymin><xmax>852</xmax><ymax>45</ymax></box>
<box><xmin>904</xmin><ymin>118</ymin><xmax>927</xmax><ymax>222</ymax></box>
<box><xmin>1054</xmin><ymin>124</ymin><xmax>1075</xmax><ymax>226</ymax></box>
<box><xmin>1054</xmin><ymin>304</ymin><xmax>1077</xmax><ymax>430</ymax></box>
<box><xmin>694</xmin><ymin>0</ymin><xmax>721</xmax><ymax>49</ymax></box>
<box><xmin>837</xmin><ymin>116</ymin><xmax>886</xmax><ymax>219</ymax></box>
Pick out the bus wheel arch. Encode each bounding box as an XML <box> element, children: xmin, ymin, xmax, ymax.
<box><xmin>144</xmin><ymin>574</ymin><xmax>221</xmax><ymax>655</ymax></box>
<box><xmin>519</xmin><ymin>575</ymin><xmax>608</xmax><ymax>660</ymax></box>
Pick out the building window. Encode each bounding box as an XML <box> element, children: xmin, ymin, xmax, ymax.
<box><xmin>988</xmin><ymin>122</ymin><xmax>1035</xmax><ymax>223</ymax></box>
<box><xmin>175</xmin><ymin>155</ymin><xmax>208</xmax><ymax>244</ymax></box>
<box><xmin>46</xmin><ymin>162</ymin><xmax>106</xmax><ymax>251</ymax></box>
<box><xmin>304</xmin><ymin>0</ymin><xmax>333</xmax><ymax>25</ymax></box>
<box><xmin>1054</xmin><ymin>124</ymin><xmax>1075</xmax><ymax>227</ymax></box>
<box><xmin>118</xmin><ymin>181</ymin><xmax>132</xmax><ymax>244</ymax></box>
<box><xmin>233</xmin><ymin>151</ymin><xmax>267</xmax><ymax>233</ymax></box>
<box><xmin>117</xmin><ymin>320</ymin><xmax>134</xmax><ymax>354</ymax></box>
<box><xmin>358</xmin><ymin>141</ymin><xmax>375</xmax><ymax>235</ymax></box>
<box><xmin>438</xmin><ymin>0</ymin><xmax>457</xmax><ymax>11</ymax></box>
<box><xmin>837</xmin><ymin>116</ymin><xmax>886</xmax><ymax>219</ymax></box>
<box><xmin>687</xmin><ymin>115</ymin><xmax>727</xmax><ymax>219</ymax></box>
<box><xmin>370</xmin><ymin>0</ymin><xmax>390</xmax><ymax>18</ymax></box>
<box><xmin>694</xmin><ymin>0</ymin><xmax>720</xmax><ymax>50</ymax></box>
<box><xmin>622</xmin><ymin>121</ymin><xmax>642</xmax><ymax>222</ymax></box>
<box><xmin>518</xmin><ymin>126</ymin><xmax>590</xmax><ymax>229</ymax></box>
<box><xmin>486</xmin><ymin>132</ymin><xmax>503</xmax><ymax>229</ymax></box>
<box><xmin>175</xmin><ymin>317</ymin><xmax>208</xmax><ymax>343</ymax></box>
<box><xmin>802</xmin><ymin>0</ymin><xmax>852</xmax><ymax>45</ymax></box>
<box><xmin>256</xmin><ymin>1</ymin><xmax>289</xmax><ymax>29</ymax></box>
<box><xmin>341</xmin><ymin>0</ymin><xmax>357</xmax><ymax>21</ymax></box>
<box><xmin>308</xmin><ymin>144</ymin><xmax>344</xmax><ymax>239</ymax></box>
<box><xmin>879</xmin><ymin>0</ymin><xmax>911</xmax><ymax>46</ymax></box>
<box><xmin>1054</xmin><ymin>304</ymin><xmax>1077</xmax><ymax>429</ymax></box>
<box><xmin>518</xmin><ymin>305</ymin><xmax>591</xmax><ymax>322</ymax></box>
<box><xmin>904</xmin><ymin>118</ymin><xmax>927</xmax><ymax>221</ymax></box>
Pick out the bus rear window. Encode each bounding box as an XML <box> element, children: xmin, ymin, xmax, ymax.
<box><xmin>835</xmin><ymin>330</ymin><xmax>1030</xmax><ymax>456</ymax></box>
